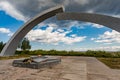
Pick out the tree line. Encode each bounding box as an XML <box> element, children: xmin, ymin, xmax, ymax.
<box><xmin>0</xmin><ymin>42</ymin><xmax>5</xmax><ymax>52</ymax></box>
<box><xmin>18</xmin><ymin>38</ymin><xmax>31</xmax><ymax>51</ymax></box>
<box><xmin>16</xmin><ymin>49</ymin><xmax>120</xmax><ymax>58</ymax></box>
<box><xmin>1</xmin><ymin>38</ymin><xmax>120</xmax><ymax>58</ymax></box>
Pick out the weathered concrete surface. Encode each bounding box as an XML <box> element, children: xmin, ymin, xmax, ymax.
<box><xmin>75</xmin><ymin>57</ymin><xmax>120</xmax><ymax>80</ymax></box>
<box><xmin>0</xmin><ymin>56</ymin><xmax>120</xmax><ymax>80</ymax></box>
<box><xmin>0</xmin><ymin>56</ymin><xmax>87</xmax><ymax>80</ymax></box>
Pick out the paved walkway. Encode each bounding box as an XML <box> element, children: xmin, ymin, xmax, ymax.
<box><xmin>0</xmin><ymin>56</ymin><xmax>120</xmax><ymax>80</ymax></box>
<box><xmin>73</xmin><ymin>57</ymin><xmax>120</xmax><ymax>80</ymax></box>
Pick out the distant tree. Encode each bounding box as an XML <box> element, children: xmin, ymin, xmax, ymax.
<box><xmin>0</xmin><ymin>41</ymin><xmax>5</xmax><ymax>52</ymax></box>
<box><xmin>20</xmin><ymin>38</ymin><xmax>31</xmax><ymax>51</ymax></box>
<box><xmin>18</xmin><ymin>41</ymin><xmax>21</xmax><ymax>49</ymax></box>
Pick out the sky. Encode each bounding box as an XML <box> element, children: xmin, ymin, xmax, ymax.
<box><xmin>0</xmin><ymin>0</ymin><xmax>120</xmax><ymax>51</ymax></box>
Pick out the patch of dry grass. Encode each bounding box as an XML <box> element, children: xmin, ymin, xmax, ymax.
<box><xmin>97</xmin><ymin>58</ymin><xmax>120</xmax><ymax>69</ymax></box>
<box><xmin>0</xmin><ymin>55</ymin><xmax>30</xmax><ymax>60</ymax></box>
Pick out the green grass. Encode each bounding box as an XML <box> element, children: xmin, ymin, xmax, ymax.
<box><xmin>15</xmin><ymin>50</ymin><xmax>120</xmax><ymax>58</ymax></box>
<box><xmin>97</xmin><ymin>58</ymin><xmax>120</xmax><ymax>69</ymax></box>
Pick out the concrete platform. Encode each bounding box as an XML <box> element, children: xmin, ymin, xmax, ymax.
<box><xmin>0</xmin><ymin>56</ymin><xmax>120</xmax><ymax>80</ymax></box>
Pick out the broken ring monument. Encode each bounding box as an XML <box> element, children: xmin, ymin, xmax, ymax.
<box><xmin>0</xmin><ymin>5</ymin><xmax>120</xmax><ymax>69</ymax></box>
<box><xmin>1</xmin><ymin>5</ymin><xmax>120</xmax><ymax>56</ymax></box>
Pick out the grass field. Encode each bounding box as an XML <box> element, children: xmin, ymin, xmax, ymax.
<box><xmin>97</xmin><ymin>58</ymin><xmax>120</xmax><ymax>69</ymax></box>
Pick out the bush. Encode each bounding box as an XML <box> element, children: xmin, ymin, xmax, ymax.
<box><xmin>15</xmin><ymin>50</ymin><xmax>120</xmax><ymax>58</ymax></box>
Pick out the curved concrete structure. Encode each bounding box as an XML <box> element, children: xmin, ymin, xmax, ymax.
<box><xmin>1</xmin><ymin>6</ymin><xmax>120</xmax><ymax>56</ymax></box>
<box><xmin>0</xmin><ymin>5</ymin><xmax>64</xmax><ymax>56</ymax></box>
<box><xmin>57</xmin><ymin>12</ymin><xmax>120</xmax><ymax>32</ymax></box>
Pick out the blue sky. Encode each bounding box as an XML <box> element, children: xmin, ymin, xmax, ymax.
<box><xmin>0</xmin><ymin>0</ymin><xmax>120</xmax><ymax>51</ymax></box>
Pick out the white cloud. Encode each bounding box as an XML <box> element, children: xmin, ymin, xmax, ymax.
<box><xmin>0</xmin><ymin>27</ymin><xmax>13</xmax><ymax>36</ymax></box>
<box><xmin>112</xmin><ymin>14</ymin><xmax>120</xmax><ymax>18</ymax></box>
<box><xmin>47</xmin><ymin>23</ymin><xmax>58</xmax><ymax>28</ymax></box>
<box><xmin>91</xmin><ymin>38</ymin><xmax>95</xmax><ymax>40</ymax></box>
<box><xmin>81</xmin><ymin>22</ymin><xmax>104</xmax><ymax>28</ymax></box>
<box><xmin>74</xmin><ymin>0</ymin><xmax>89</xmax><ymax>5</ymax></box>
<box><xmin>74</xmin><ymin>46</ymin><xmax>120</xmax><ymax>51</ymax></box>
<box><xmin>71</xmin><ymin>34</ymin><xmax>77</xmax><ymax>38</ymax></box>
<box><xmin>0</xmin><ymin>0</ymin><xmax>89</xmax><ymax>22</ymax></box>
<box><xmin>57</xmin><ymin>29</ymin><xmax>64</xmax><ymax>33</ymax></box>
<box><xmin>91</xmin><ymin>30</ymin><xmax>120</xmax><ymax>43</ymax></box>
<box><xmin>0</xmin><ymin>28</ymin><xmax>11</xmax><ymax>33</ymax></box>
<box><xmin>26</xmin><ymin>26</ymin><xmax>86</xmax><ymax>45</ymax></box>
<box><xmin>37</xmin><ymin>23</ymin><xmax>58</xmax><ymax>28</ymax></box>
<box><xmin>63</xmin><ymin>0</ymin><xmax>89</xmax><ymax>6</ymax></box>
<box><xmin>0</xmin><ymin>0</ymin><xmax>119</xmax><ymax>23</ymax></box>
<box><xmin>65</xmin><ymin>21</ymin><xmax>85</xmax><ymax>29</ymax></box>
<box><xmin>0</xmin><ymin>1</ymin><xmax>26</xmax><ymax>21</ymax></box>
<box><xmin>95</xmin><ymin>46</ymin><xmax>120</xmax><ymax>51</ymax></box>
<box><xmin>86</xmin><ymin>9</ymin><xmax>94</xmax><ymax>13</ymax></box>
<box><xmin>7</xmin><ymin>32</ymin><xmax>14</xmax><ymax>36</ymax></box>
<box><xmin>65</xmin><ymin>22</ymin><xmax>104</xmax><ymax>29</ymax></box>
<box><xmin>92</xmin><ymin>23</ymin><xmax>104</xmax><ymax>28</ymax></box>
<box><xmin>37</xmin><ymin>23</ymin><xmax>46</xmax><ymax>28</ymax></box>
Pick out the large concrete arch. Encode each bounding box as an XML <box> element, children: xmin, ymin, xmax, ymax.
<box><xmin>56</xmin><ymin>12</ymin><xmax>120</xmax><ymax>32</ymax></box>
<box><xmin>0</xmin><ymin>5</ymin><xmax>64</xmax><ymax>56</ymax></box>
<box><xmin>1</xmin><ymin>6</ymin><xmax>120</xmax><ymax>56</ymax></box>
